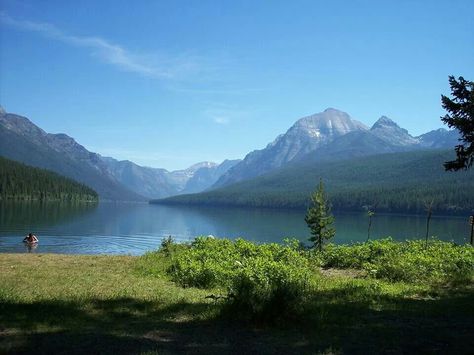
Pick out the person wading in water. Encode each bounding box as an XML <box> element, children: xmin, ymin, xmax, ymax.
<box><xmin>23</xmin><ymin>233</ymin><xmax>39</xmax><ymax>243</ymax></box>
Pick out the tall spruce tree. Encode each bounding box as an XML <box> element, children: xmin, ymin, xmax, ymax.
<box><xmin>305</xmin><ymin>179</ymin><xmax>335</xmax><ymax>252</ymax></box>
<box><xmin>441</xmin><ymin>76</ymin><xmax>474</xmax><ymax>170</ymax></box>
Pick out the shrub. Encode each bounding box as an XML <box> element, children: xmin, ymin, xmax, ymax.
<box><xmin>228</xmin><ymin>252</ymin><xmax>313</xmax><ymax>321</ymax></box>
<box><xmin>169</xmin><ymin>237</ymin><xmax>238</xmax><ymax>288</ymax></box>
<box><xmin>370</xmin><ymin>240</ymin><xmax>474</xmax><ymax>283</ymax></box>
<box><xmin>317</xmin><ymin>238</ymin><xmax>474</xmax><ymax>284</ymax></box>
<box><xmin>136</xmin><ymin>236</ymin><xmax>188</xmax><ymax>277</ymax></box>
<box><xmin>318</xmin><ymin>238</ymin><xmax>399</xmax><ymax>269</ymax></box>
<box><xmin>168</xmin><ymin>237</ymin><xmax>315</xmax><ymax>321</ymax></box>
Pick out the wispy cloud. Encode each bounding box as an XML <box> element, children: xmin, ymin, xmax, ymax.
<box><xmin>0</xmin><ymin>12</ymin><xmax>178</xmax><ymax>78</ymax></box>
<box><xmin>167</xmin><ymin>86</ymin><xmax>269</xmax><ymax>95</ymax></box>
<box><xmin>203</xmin><ymin>105</ymin><xmax>259</xmax><ymax>125</ymax></box>
<box><xmin>212</xmin><ymin>116</ymin><xmax>230</xmax><ymax>125</ymax></box>
<box><xmin>204</xmin><ymin>107</ymin><xmax>234</xmax><ymax>125</ymax></box>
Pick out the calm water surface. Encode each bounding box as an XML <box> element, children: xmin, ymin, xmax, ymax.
<box><xmin>0</xmin><ymin>202</ymin><xmax>471</xmax><ymax>255</ymax></box>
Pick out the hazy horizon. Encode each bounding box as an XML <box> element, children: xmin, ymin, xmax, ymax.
<box><xmin>1</xmin><ymin>0</ymin><xmax>473</xmax><ymax>170</ymax></box>
<box><xmin>0</xmin><ymin>104</ymin><xmax>462</xmax><ymax>171</ymax></box>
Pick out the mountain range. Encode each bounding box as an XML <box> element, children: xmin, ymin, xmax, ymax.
<box><xmin>213</xmin><ymin>108</ymin><xmax>459</xmax><ymax>188</ymax></box>
<box><xmin>158</xmin><ymin>149</ymin><xmax>474</xmax><ymax>214</ymax></box>
<box><xmin>0</xmin><ymin>106</ymin><xmax>239</xmax><ymax>201</ymax></box>
<box><xmin>0</xmin><ymin>105</ymin><xmax>461</xmax><ymax>202</ymax></box>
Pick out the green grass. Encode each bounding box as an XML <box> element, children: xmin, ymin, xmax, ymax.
<box><xmin>1</xmin><ymin>239</ymin><xmax>473</xmax><ymax>354</ymax></box>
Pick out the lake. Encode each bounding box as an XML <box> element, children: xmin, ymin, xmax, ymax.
<box><xmin>0</xmin><ymin>202</ymin><xmax>471</xmax><ymax>255</ymax></box>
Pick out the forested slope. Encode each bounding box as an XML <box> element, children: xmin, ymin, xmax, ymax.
<box><xmin>155</xmin><ymin>150</ymin><xmax>474</xmax><ymax>214</ymax></box>
<box><xmin>0</xmin><ymin>156</ymin><xmax>98</xmax><ymax>202</ymax></box>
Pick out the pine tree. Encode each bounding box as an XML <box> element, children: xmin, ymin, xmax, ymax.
<box><xmin>441</xmin><ymin>76</ymin><xmax>474</xmax><ymax>170</ymax></box>
<box><xmin>305</xmin><ymin>179</ymin><xmax>335</xmax><ymax>252</ymax></box>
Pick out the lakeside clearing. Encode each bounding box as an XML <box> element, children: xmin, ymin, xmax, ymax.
<box><xmin>1</xmin><ymin>241</ymin><xmax>473</xmax><ymax>354</ymax></box>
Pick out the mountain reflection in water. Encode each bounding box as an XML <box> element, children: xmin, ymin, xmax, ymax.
<box><xmin>0</xmin><ymin>202</ymin><xmax>470</xmax><ymax>255</ymax></box>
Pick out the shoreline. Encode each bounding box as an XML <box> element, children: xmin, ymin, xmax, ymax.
<box><xmin>1</xmin><ymin>246</ymin><xmax>473</xmax><ymax>354</ymax></box>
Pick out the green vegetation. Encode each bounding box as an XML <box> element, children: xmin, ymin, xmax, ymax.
<box><xmin>305</xmin><ymin>179</ymin><xmax>335</xmax><ymax>251</ymax></box>
<box><xmin>163</xmin><ymin>237</ymin><xmax>313</xmax><ymax>321</ymax></box>
<box><xmin>0</xmin><ymin>254</ymin><xmax>216</xmax><ymax>354</ymax></box>
<box><xmin>441</xmin><ymin>75</ymin><xmax>474</xmax><ymax>170</ymax></box>
<box><xmin>1</xmin><ymin>236</ymin><xmax>473</xmax><ymax>353</ymax></box>
<box><xmin>315</xmin><ymin>238</ymin><xmax>474</xmax><ymax>284</ymax></box>
<box><xmin>155</xmin><ymin>149</ymin><xmax>474</xmax><ymax>213</ymax></box>
<box><xmin>149</xmin><ymin>237</ymin><xmax>473</xmax><ymax>309</ymax></box>
<box><xmin>141</xmin><ymin>237</ymin><xmax>473</xmax><ymax>329</ymax></box>
<box><xmin>0</xmin><ymin>156</ymin><xmax>98</xmax><ymax>202</ymax></box>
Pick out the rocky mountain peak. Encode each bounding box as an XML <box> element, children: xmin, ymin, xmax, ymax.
<box><xmin>417</xmin><ymin>128</ymin><xmax>459</xmax><ymax>148</ymax></box>
<box><xmin>371</xmin><ymin>116</ymin><xmax>400</xmax><ymax>130</ymax></box>
<box><xmin>213</xmin><ymin>108</ymin><xmax>368</xmax><ymax>188</ymax></box>
<box><xmin>0</xmin><ymin>105</ymin><xmax>6</xmax><ymax>116</ymax></box>
<box><xmin>0</xmin><ymin>111</ymin><xmax>47</xmax><ymax>142</ymax></box>
<box><xmin>370</xmin><ymin>116</ymin><xmax>418</xmax><ymax>146</ymax></box>
<box><xmin>185</xmin><ymin>161</ymin><xmax>217</xmax><ymax>173</ymax></box>
<box><xmin>46</xmin><ymin>133</ymin><xmax>91</xmax><ymax>158</ymax></box>
<box><xmin>290</xmin><ymin>108</ymin><xmax>367</xmax><ymax>139</ymax></box>
<box><xmin>324</xmin><ymin>107</ymin><xmax>343</xmax><ymax>113</ymax></box>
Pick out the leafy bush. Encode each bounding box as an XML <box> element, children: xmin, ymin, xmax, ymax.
<box><xmin>228</xmin><ymin>255</ymin><xmax>313</xmax><ymax>321</ymax></box>
<box><xmin>317</xmin><ymin>238</ymin><xmax>474</xmax><ymax>284</ymax></box>
<box><xmin>169</xmin><ymin>237</ymin><xmax>239</xmax><ymax>288</ymax></box>
<box><xmin>317</xmin><ymin>238</ymin><xmax>400</xmax><ymax>269</ymax></box>
<box><xmin>168</xmin><ymin>237</ymin><xmax>315</xmax><ymax>320</ymax></box>
<box><xmin>371</xmin><ymin>240</ymin><xmax>474</xmax><ymax>284</ymax></box>
<box><xmin>136</xmin><ymin>236</ymin><xmax>188</xmax><ymax>277</ymax></box>
<box><xmin>139</xmin><ymin>236</ymin><xmax>473</xmax><ymax>323</ymax></box>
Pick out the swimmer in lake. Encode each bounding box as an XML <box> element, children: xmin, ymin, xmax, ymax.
<box><xmin>23</xmin><ymin>233</ymin><xmax>39</xmax><ymax>244</ymax></box>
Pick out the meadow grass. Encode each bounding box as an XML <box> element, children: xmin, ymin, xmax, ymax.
<box><xmin>1</xmin><ymin>239</ymin><xmax>473</xmax><ymax>354</ymax></box>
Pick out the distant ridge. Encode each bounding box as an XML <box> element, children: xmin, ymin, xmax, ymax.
<box><xmin>0</xmin><ymin>107</ymin><xmax>239</xmax><ymax>200</ymax></box>
<box><xmin>212</xmin><ymin>108</ymin><xmax>459</xmax><ymax>189</ymax></box>
<box><xmin>0</xmin><ymin>106</ymin><xmax>460</xmax><ymax>201</ymax></box>
<box><xmin>213</xmin><ymin>108</ymin><xmax>367</xmax><ymax>188</ymax></box>
<box><xmin>155</xmin><ymin>149</ymin><xmax>474</xmax><ymax>214</ymax></box>
<box><xmin>0</xmin><ymin>110</ymin><xmax>143</xmax><ymax>201</ymax></box>
<box><xmin>0</xmin><ymin>156</ymin><xmax>98</xmax><ymax>202</ymax></box>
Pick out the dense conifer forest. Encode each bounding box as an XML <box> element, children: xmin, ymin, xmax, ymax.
<box><xmin>156</xmin><ymin>150</ymin><xmax>474</xmax><ymax>214</ymax></box>
<box><xmin>0</xmin><ymin>156</ymin><xmax>98</xmax><ymax>202</ymax></box>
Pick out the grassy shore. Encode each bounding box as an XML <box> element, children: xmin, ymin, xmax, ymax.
<box><xmin>1</xmin><ymin>245</ymin><xmax>473</xmax><ymax>354</ymax></box>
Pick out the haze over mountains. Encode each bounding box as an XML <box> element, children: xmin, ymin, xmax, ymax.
<box><xmin>0</xmin><ymin>106</ymin><xmax>239</xmax><ymax>200</ymax></box>
<box><xmin>159</xmin><ymin>149</ymin><xmax>474</xmax><ymax>214</ymax></box>
<box><xmin>0</xmin><ymin>105</ymin><xmax>460</xmax><ymax>202</ymax></box>
<box><xmin>213</xmin><ymin>108</ymin><xmax>459</xmax><ymax>188</ymax></box>
<box><xmin>213</xmin><ymin>108</ymin><xmax>367</xmax><ymax>187</ymax></box>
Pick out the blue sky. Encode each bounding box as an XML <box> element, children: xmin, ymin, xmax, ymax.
<box><xmin>1</xmin><ymin>0</ymin><xmax>473</xmax><ymax>170</ymax></box>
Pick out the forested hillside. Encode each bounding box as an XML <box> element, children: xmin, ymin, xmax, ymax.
<box><xmin>0</xmin><ymin>157</ymin><xmax>98</xmax><ymax>202</ymax></box>
<box><xmin>0</xmin><ymin>112</ymin><xmax>144</xmax><ymax>201</ymax></box>
<box><xmin>155</xmin><ymin>150</ymin><xmax>474</xmax><ymax>214</ymax></box>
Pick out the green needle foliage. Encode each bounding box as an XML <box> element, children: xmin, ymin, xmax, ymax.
<box><xmin>0</xmin><ymin>156</ymin><xmax>98</xmax><ymax>202</ymax></box>
<box><xmin>158</xmin><ymin>150</ymin><xmax>474</xmax><ymax>214</ymax></box>
<box><xmin>441</xmin><ymin>75</ymin><xmax>474</xmax><ymax>170</ymax></box>
<box><xmin>305</xmin><ymin>179</ymin><xmax>335</xmax><ymax>252</ymax></box>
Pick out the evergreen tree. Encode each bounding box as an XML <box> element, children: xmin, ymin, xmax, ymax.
<box><xmin>441</xmin><ymin>76</ymin><xmax>474</xmax><ymax>170</ymax></box>
<box><xmin>0</xmin><ymin>156</ymin><xmax>98</xmax><ymax>201</ymax></box>
<box><xmin>305</xmin><ymin>179</ymin><xmax>335</xmax><ymax>252</ymax></box>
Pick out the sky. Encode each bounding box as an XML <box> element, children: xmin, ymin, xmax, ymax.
<box><xmin>1</xmin><ymin>0</ymin><xmax>473</xmax><ymax>170</ymax></box>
